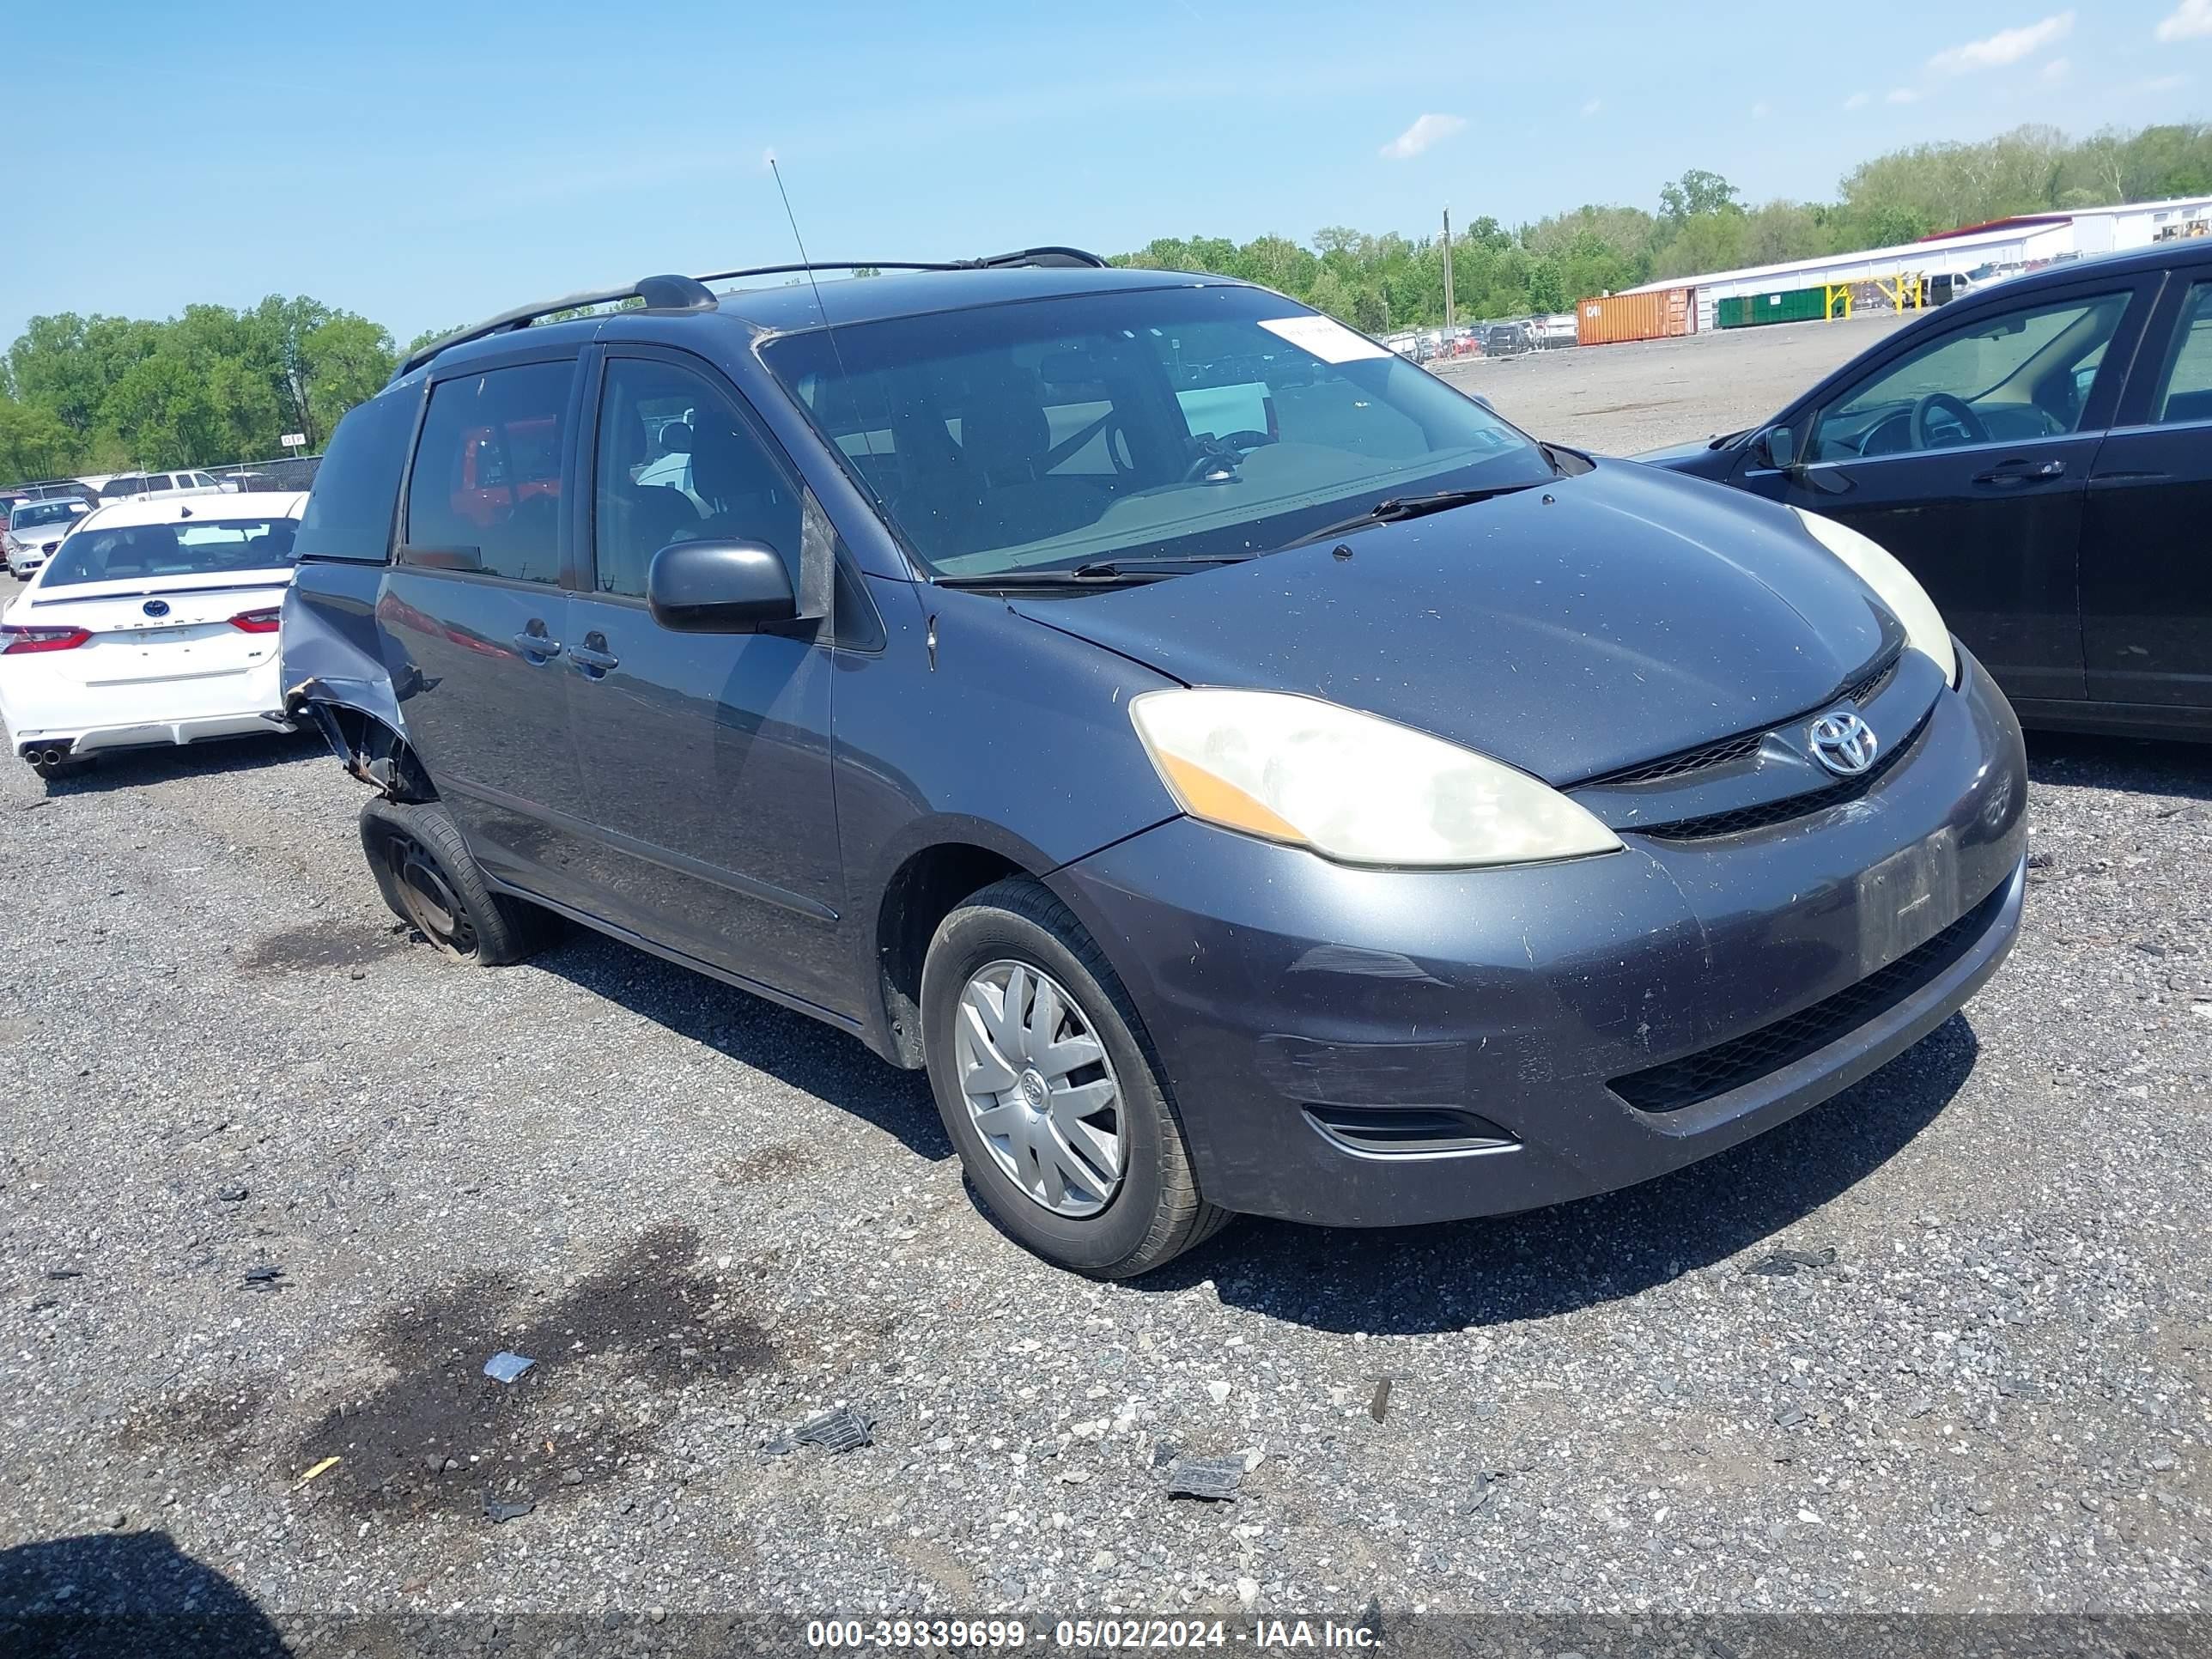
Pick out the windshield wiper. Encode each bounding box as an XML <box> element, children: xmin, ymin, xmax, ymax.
<box><xmin>1275</xmin><ymin>483</ymin><xmax>1540</xmax><ymax>553</ymax></box>
<box><xmin>932</xmin><ymin>555</ymin><xmax>1255</xmax><ymax>590</ymax></box>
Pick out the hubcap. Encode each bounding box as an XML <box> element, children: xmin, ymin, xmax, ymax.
<box><xmin>953</xmin><ymin>960</ymin><xmax>1125</xmax><ymax>1218</ymax></box>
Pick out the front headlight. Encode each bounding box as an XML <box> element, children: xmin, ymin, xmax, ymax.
<box><xmin>1791</xmin><ymin>507</ymin><xmax>1957</xmax><ymax>688</ymax></box>
<box><xmin>1128</xmin><ymin>688</ymin><xmax>1622</xmax><ymax>869</ymax></box>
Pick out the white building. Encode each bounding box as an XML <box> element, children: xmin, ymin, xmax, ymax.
<box><xmin>1616</xmin><ymin>194</ymin><xmax>2212</xmax><ymax>333</ymax></box>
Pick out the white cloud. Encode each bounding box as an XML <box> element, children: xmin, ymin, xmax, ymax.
<box><xmin>1928</xmin><ymin>11</ymin><xmax>2074</xmax><ymax>75</ymax></box>
<box><xmin>2158</xmin><ymin>0</ymin><xmax>2212</xmax><ymax>40</ymax></box>
<box><xmin>1887</xmin><ymin>87</ymin><xmax>1922</xmax><ymax>103</ymax></box>
<box><xmin>2040</xmin><ymin>56</ymin><xmax>2072</xmax><ymax>82</ymax></box>
<box><xmin>1750</xmin><ymin>100</ymin><xmax>1773</xmax><ymax>118</ymax></box>
<box><xmin>2140</xmin><ymin>71</ymin><xmax>2194</xmax><ymax>89</ymax></box>
<box><xmin>1581</xmin><ymin>97</ymin><xmax>1603</xmax><ymax>117</ymax></box>
<box><xmin>1379</xmin><ymin>112</ymin><xmax>1466</xmax><ymax>160</ymax></box>
<box><xmin>1843</xmin><ymin>90</ymin><xmax>1872</xmax><ymax>110</ymax></box>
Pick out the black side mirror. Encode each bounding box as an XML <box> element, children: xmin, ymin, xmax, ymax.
<box><xmin>1760</xmin><ymin>425</ymin><xmax>1798</xmax><ymax>471</ymax></box>
<box><xmin>647</xmin><ymin>540</ymin><xmax>796</xmax><ymax>633</ymax></box>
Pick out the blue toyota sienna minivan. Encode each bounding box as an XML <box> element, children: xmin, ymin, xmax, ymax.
<box><xmin>283</xmin><ymin>249</ymin><xmax>2027</xmax><ymax>1276</ymax></box>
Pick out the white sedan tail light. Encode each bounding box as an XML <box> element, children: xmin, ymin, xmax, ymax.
<box><xmin>1</xmin><ymin>624</ymin><xmax>91</xmax><ymax>655</ymax></box>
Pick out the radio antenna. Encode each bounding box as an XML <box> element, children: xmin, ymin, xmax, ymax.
<box><xmin>769</xmin><ymin>155</ymin><xmax>856</xmax><ymax>387</ymax></box>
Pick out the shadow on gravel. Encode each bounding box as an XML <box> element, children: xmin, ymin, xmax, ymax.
<box><xmin>0</xmin><ymin>1528</ymin><xmax>288</xmax><ymax>1656</ymax></box>
<box><xmin>29</xmin><ymin>728</ymin><xmax>325</xmax><ymax>797</ymax></box>
<box><xmin>2027</xmin><ymin>731</ymin><xmax>2212</xmax><ymax>802</ymax></box>
<box><xmin>1144</xmin><ymin>1014</ymin><xmax>1982</xmax><ymax>1335</ymax></box>
<box><xmin>289</xmin><ymin>1221</ymin><xmax>771</xmax><ymax>1522</ymax></box>
<box><xmin>534</xmin><ymin>935</ymin><xmax>951</xmax><ymax>1163</ymax></box>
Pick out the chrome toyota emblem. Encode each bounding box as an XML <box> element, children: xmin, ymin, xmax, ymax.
<box><xmin>142</xmin><ymin>599</ymin><xmax>170</xmax><ymax>617</ymax></box>
<box><xmin>1809</xmin><ymin>709</ymin><xmax>1878</xmax><ymax>777</ymax></box>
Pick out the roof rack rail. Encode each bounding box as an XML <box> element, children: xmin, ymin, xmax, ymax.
<box><xmin>692</xmin><ymin>246</ymin><xmax>1108</xmax><ymax>285</ymax></box>
<box><xmin>395</xmin><ymin>272</ymin><xmax>718</xmax><ymax>379</ymax></box>
<box><xmin>396</xmin><ymin>246</ymin><xmax>1109</xmax><ymax>379</ymax></box>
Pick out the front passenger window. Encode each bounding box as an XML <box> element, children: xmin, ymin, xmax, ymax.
<box><xmin>592</xmin><ymin>357</ymin><xmax>800</xmax><ymax>599</ymax></box>
<box><xmin>2149</xmin><ymin>281</ymin><xmax>2212</xmax><ymax>426</ymax></box>
<box><xmin>1808</xmin><ymin>291</ymin><xmax>2130</xmax><ymax>462</ymax></box>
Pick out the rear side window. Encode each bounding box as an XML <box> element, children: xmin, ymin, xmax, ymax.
<box><xmin>406</xmin><ymin>362</ymin><xmax>572</xmax><ymax>584</ymax></box>
<box><xmin>297</xmin><ymin>386</ymin><xmax>422</xmax><ymax>562</ymax></box>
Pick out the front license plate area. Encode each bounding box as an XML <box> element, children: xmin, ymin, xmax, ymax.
<box><xmin>1854</xmin><ymin>827</ymin><xmax>1961</xmax><ymax>975</ymax></box>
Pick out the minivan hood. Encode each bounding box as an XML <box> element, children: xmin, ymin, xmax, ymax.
<box><xmin>1012</xmin><ymin>460</ymin><xmax>1898</xmax><ymax>784</ymax></box>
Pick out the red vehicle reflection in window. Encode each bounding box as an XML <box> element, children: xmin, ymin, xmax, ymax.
<box><xmin>451</xmin><ymin>416</ymin><xmax>561</xmax><ymax>529</ymax></box>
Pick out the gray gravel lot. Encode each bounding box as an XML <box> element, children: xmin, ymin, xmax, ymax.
<box><xmin>1437</xmin><ymin>312</ymin><xmax>1916</xmax><ymax>454</ymax></box>
<box><xmin>2</xmin><ymin>319</ymin><xmax>2208</xmax><ymax>1644</ymax></box>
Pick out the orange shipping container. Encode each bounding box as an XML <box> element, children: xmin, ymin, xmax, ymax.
<box><xmin>1576</xmin><ymin>287</ymin><xmax>1693</xmax><ymax>347</ymax></box>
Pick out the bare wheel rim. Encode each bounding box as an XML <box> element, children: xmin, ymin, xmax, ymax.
<box><xmin>386</xmin><ymin>833</ymin><xmax>477</xmax><ymax>957</ymax></box>
<box><xmin>954</xmin><ymin>959</ymin><xmax>1125</xmax><ymax>1219</ymax></box>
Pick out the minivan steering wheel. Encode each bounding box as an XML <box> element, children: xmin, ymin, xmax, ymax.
<box><xmin>1910</xmin><ymin>392</ymin><xmax>1989</xmax><ymax>450</ymax></box>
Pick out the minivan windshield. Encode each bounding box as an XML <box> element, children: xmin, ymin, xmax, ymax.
<box><xmin>760</xmin><ymin>284</ymin><xmax>1552</xmax><ymax>578</ymax></box>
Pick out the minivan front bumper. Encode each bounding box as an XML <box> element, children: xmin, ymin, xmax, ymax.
<box><xmin>1052</xmin><ymin>647</ymin><xmax>2027</xmax><ymax>1227</ymax></box>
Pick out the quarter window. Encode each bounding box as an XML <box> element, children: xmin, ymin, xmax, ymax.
<box><xmin>591</xmin><ymin>356</ymin><xmax>799</xmax><ymax>599</ymax></box>
<box><xmin>299</xmin><ymin>385</ymin><xmax>421</xmax><ymax>562</ymax></box>
<box><xmin>1809</xmin><ymin>290</ymin><xmax>2132</xmax><ymax>461</ymax></box>
<box><xmin>406</xmin><ymin>361</ymin><xmax>572</xmax><ymax>583</ymax></box>
<box><xmin>2149</xmin><ymin>281</ymin><xmax>2212</xmax><ymax>425</ymax></box>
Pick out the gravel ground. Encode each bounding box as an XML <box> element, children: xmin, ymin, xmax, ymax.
<box><xmin>1</xmin><ymin>319</ymin><xmax>2208</xmax><ymax>1646</ymax></box>
<box><xmin>1436</xmin><ymin>312</ymin><xmax>1916</xmax><ymax>454</ymax></box>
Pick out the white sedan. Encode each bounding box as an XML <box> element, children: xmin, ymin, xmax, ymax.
<box><xmin>0</xmin><ymin>493</ymin><xmax>308</xmax><ymax>778</ymax></box>
<box><xmin>4</xmin><ymin>497</ymin><xmax>92</xmax><ymax>578</ymax></box>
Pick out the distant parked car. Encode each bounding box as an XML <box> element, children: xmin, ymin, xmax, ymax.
<box><xmin>4</xmin><ymin>498</ymin><xmax>91</xmax><ymax>579</ymax></box>
<box><xmin>0</xmin><ymin>492</ymin><xmax>307</xmax><ymax>777</ymax></box>
<box><xmin>1533</xmin><ymin>314</ymin><xmax>1579</xmax><ymax>349</ymax></box>
<box><xmin>6</xmin><ymin>480</ymin><xmax>98</xmax><ymax>505</ymax></box>
<box><xmin>1644</xmin><ymin>237</ymin><xmax>2212</xmax><ymax>740</ymax></box>
<box><xmin>96</xmin><ymin>469</ymin><xmax>228</xmax><ymax>505</ymax></box>
<box><xmin>1483</xmin><ymin>322</ymin><xmax>1533</xmax><ymax>357</ymax></box>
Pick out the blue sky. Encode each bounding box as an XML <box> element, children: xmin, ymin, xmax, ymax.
<box><xmin>3</xmin><ymin>1</ymin><xmax>2206</xmax><ymax>347</ymax></box>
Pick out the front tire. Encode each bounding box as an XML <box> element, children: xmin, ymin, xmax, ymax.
<box><xmin>921</xmin><ymin>877</ymin><xmax>1231</xmax><ymax>1277</ymax></box>
<box><xmin>357</xmin><ymin>798</ymin><xmax>553</xmax><ymax>966</ymax></box>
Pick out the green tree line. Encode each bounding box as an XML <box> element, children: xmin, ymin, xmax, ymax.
<box><xmin>5</xmin><ymin>120</ymin><xmax>2208</xmax><ymax>484</ymax></box>
<box><xmin>0</xmin><ymin>298</ymin><xmax>394</xmax><ymax>483</ymax></box>
<box><xmin>1113</xmin><ymin>121</ymin><xmax>2212</xmax><ymax>333</ymax></box>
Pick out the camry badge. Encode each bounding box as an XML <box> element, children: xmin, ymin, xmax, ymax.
<box><xmin>1809</xmin><ymin>709</ymin><xmax>1879</xmax><ymax>777</ymax></box>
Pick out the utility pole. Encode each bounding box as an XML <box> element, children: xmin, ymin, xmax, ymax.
<box><xmin>1441</xmin><ymin>206</ymin><xmax>1456</xmax><ymax>338</ymax></box>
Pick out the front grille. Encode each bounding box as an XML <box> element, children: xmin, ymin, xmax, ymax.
<box><xmin>1841</xmin><ymin>650</ymin><xmax>1900</xmax><ymax>708</ymax></box>
<box><xmin>1588</xmin><ymin>649</ymin><xmax>1901</xmax><ymax>792</ymax></box>
<box><xmin>1599</xmin><ymin>729</ymin><xmax>1767</xmax><ymax>788</ymax></box>
<box><xmin>1640</xmin><ymin>702</ymin><xmax>1930</xmax><ymax>841</ymax></box>
<box><xmin>1608</xmin><ymin>874</ymin><xmax>2011</xmax><ymax>1114</ymax></box>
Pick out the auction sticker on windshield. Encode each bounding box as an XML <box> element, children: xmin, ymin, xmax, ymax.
<box><xmin>1256</xmin><ymin>314</ymin><xmax>1390</xmax><ymax>362</ymax></box>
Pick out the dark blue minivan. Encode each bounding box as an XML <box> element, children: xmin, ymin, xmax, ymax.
<box><xmin>283</xmin><ymin>250</ymin><xmax>2027</xmax><ymax>1275</ymax></box>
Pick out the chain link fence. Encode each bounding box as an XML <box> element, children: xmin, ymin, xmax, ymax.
<box><xmin>209</xmin><ymin>453</ymin><xmax>324</xmax><ymax>492</ymax></box>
